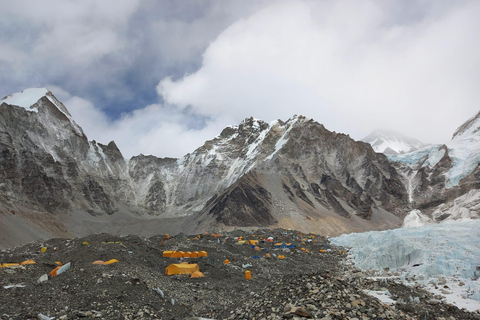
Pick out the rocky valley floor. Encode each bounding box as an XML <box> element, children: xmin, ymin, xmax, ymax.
<box><xmin>0</xmin><ymin>229</ymin><xmax>479</xmax><ymax>320</ymax></box>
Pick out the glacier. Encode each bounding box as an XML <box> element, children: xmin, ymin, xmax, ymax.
<box><xmin>331</xmin><ymin>220</ymin><xmax>480</xmax><ymax>305</ymax></box>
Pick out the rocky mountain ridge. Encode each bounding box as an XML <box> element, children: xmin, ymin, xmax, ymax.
<box><xmin>0</xmin><ymin>89</ymin><xmax>411</xmax><ymax>246</ymax></box>
<box><xmin>1</xmin><ymin>88</ymin><xmax>478</xmax><ymax>247</ymax></box>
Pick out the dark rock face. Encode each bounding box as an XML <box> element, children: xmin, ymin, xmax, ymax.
<box><xmin>206</xmin><ymin>173</ymin><xmax>275</xmax><ymax>226</ymax></box>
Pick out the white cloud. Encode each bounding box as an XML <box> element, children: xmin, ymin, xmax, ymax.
<box><xmin>47</xmin><ymin>85</ymin><xmax>226</xmax><ymax>159</ymax></box>
<box><xmin>158</xmin><ymin>0</ymin><xmax>480</xmax><ymax>143</ymax></box>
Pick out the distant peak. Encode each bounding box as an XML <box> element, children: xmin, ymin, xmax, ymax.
<box><xmin>1</xmin><ymin>88</ymin><xmax>50</xmax><ymax>112</ymax></box>
<box><xmin>452</xmin><ymin>110</ymin><xmax>480</xmax><ymax>140</ymax></box>
<box><xmin>363</xmin><ymin>129</ymin><xmax>426</xmax><ymax>154</ymax></box>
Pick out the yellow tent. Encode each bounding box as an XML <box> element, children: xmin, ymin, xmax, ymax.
<box><xmin>165</xmin><ymin>263</ymin><xmax>199</xmax><ymax>275</ymax></box>
<box><xmin>248</xmin><ymin>240</ymin><xmax>259</xmax><ymax>245</ymax></box>
<box><xmin>163</xmin><ymin>250</ymin><xmax>175</xmax><ymax>257</ymax></box>
<box><xmin>191</xmin><ymin>251</ymin><xmax>199</xmax><ymax>258</ymax></box>
<box><xmin>105</xmin><ymin>259</ymin><xmax>119</xmax><ymax>265</ymax></box>
<box><xmin>184</xmin><ymin>252</ymin><xmax>192</xmax><ymax>258</ymax></box>
<box><xmin>277</xmin><ymin>255</ymin><xmax>286</xmax><ymax>259</ymax></box>
<box><xmin>198</xmin><ymin>251</ymin><xmax>208</xmax><ymax>257</ymax></box>
<box><xmin>174</xmin><ymin>251</ymin><xmax>185</xmax><ymax>258</ymax></box>
<box><xmin>20</xmin><ymin>260</ymin><xmax>36</xmax><ymax>265</ymax></box>
<box><xmin>3</xmin><ymin>263</ymin><xmax>20</xmax><ymax>267</ymax></box>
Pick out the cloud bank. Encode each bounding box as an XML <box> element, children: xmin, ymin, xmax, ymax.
<box><xmin>158</xmin><ymin>0</ymin><xmax>480</xmax><ymax>144</ymax></box>
<box><xmin>2</xmin><ymin>1</ymin><xmax>480</xmax><ymax>158</ymax></box>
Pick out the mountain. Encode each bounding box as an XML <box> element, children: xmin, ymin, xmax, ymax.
<box><xmin>389</xmin><ymin>110</ymin><xmax>480</xmax><ymax>223</ymax></box>
<box><xmin>0</xmin><ymin>89</ymin><xmax>410</xmax><ymax>247</ymax></box>
<box><xmin>363</xmin><ymin>129</ymin><xmax>427</xmax><ymax>154</ymax></box>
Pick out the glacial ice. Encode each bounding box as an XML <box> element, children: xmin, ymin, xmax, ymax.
<box><xmin>331</xmin><ymin>220</ymin><xmax>480</xmax><ymax>301</ymax></box>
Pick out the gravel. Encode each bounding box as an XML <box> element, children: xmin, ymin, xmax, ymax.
<box><xmin>0</xmin><ymin>229</ymin><xmax>478</xmax><ymax>320</ymax></box>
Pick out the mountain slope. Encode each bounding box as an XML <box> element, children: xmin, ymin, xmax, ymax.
<box><xmin>389</xmin><ymin>110</ymin><xmax>480</xmax><ymax>222</ymax></box>
<box><xmin>0</xmin><ymin>89</ymin><xmax>410</xmax><ymax>247</ymax></box>
<box><xmin>363</xmin><ymin>129</ymin><xmax>427</xmax><ymax>154</ymax></box>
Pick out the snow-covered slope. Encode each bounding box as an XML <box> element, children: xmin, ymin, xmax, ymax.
<box><xmin>362</xmin><ymin>130</ymin><xmax>427</xmax><ymax>154</ymax></box>
<box><xmin>332</xmin><ymin>220</ymin><xmax>480</xmax><ymax>308</ymax></box>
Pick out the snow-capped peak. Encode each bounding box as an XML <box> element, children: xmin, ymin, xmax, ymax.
<box><xmin>362</xmin><ymin>129</ymin><xmax>427</xmax><ymax>154</ymax></box>
<box><xmin>2</xmin><ymin>87</ymin><xmax>84</xmax><ymax>137</ymax></box>
<box><xmin>1</xmin><ymin>88</ymin><xmax>50</xmax><ymax>112</ymax></box>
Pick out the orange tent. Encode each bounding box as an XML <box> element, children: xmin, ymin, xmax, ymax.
<box><xmin>93</xmin><ymin>260</ymin><xmax>106</xmax><ymax>265</ymax></box>
<box><xmin>174</xmin><ymin>251</ymin><xmax>185</xmax><ymax>258</ymax></box>
<box><xmin>165</xmin><ymin>263</ymin><xmax>199</xmax><ymax>275</ymax></box>
<box><xmin>191</xmin><ymin>251</ymin><xmax>199</xmax><ymax>258</ymax></box>
<box><xmin>190</xmin><ymin>271</ymin><xmax>205</xmax><ymax>278</ymax></box>
<box><xmin>277</xmin><ymin>255</ymin><xmax>286</xmax><ymax>259</ymax></box>
<box><xmin>3</xmin><ymin>263</ymin><xmax>20</xmax><ymax>267</ymax></box>
<box><xmin>20</xmin><ymin>260</ymin><xmax>36</xmax><ymax>265</ymax></box>
<box><xmin>184</xmin><ymin>252</ymin><xmax>192</xmax><ymax>258</ymax></box>
<box><xmin>163</xmin><ymin>251</ymin><xmax>175</xmax><ymax>257</ymax></box>
<box><xmin>105</xmin><ymin>259</ymin><xmax>119</xmax><ymax>265</ymax></box>
<box><xmin>198</xmin><ymin>251</ymin><xmax>208</xmax><ymax>257</ymax></box>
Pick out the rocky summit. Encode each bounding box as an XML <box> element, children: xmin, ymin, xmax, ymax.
<box><xmin>0</xmin><ymin>229</ymin><xmax>478</xmax><ymax>320</ymax></box>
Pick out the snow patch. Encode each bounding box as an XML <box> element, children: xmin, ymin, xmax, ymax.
<box><xmin>402</xmin><ymin>210</ymin><xmax>433</xmax><ymax>227</ymax></box>
<box><xmin>1</xmin><ymin>88</ymin><xmax>49</xmax><ymax>112</ymax></box>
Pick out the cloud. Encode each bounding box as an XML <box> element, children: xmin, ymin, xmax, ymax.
<box><xmin>158</xmin><ymin>0</ymin><xmax>480</xmax><ymax>143</ymax></box>
<box><xmin>47</xmin><ymin>85</ymin><xmax>227</xmax><ymax>159</ymax></box>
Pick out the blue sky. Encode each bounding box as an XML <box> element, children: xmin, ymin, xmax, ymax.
<box><xmin>1</xmin><ymin>0</ymin><xmax>479</xmax><ymax>158</ymax></box>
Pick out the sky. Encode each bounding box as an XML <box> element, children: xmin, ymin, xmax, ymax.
<box><xmin>1</xmin><ymin>0</ymin><xmax>479</xmax><ymax>159</ymax></box>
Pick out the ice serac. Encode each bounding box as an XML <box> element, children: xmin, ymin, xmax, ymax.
<box><xmin>389</xmin><ymin>110</ymin><xmax>480</xmax><ymax>223</ymax></box>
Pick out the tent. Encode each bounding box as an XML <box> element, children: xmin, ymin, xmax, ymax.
<box><xmin>198</xmin><ymin>251</ymin><xmax>208</xmax><ymax>257</ymax></box>
<box><xmin>184</xmin><ymin>252</ymin><xmax>192</xmax><ymax>258</ymax></box>
<box><xmin>275</xmin><ymin>243</ymin><xmax>295</xmax><ymax>248</ymax></box>
<box><xmin>165</xmin><ymin>263</ymin><xmax>199</xmax><ymax>275</ymax></box>
<box><xmin>163</xmin><ymin>251</ymin><xmax>175</xmax><ymax>257</ymax></box>
<box><xmin>105</xmin><ymin>259</ymin><xmax>119</xmax><ymax>265</ymax></box>
<box><xmin>174</xmin><ymin>251</ymin><xmax>185</xmax><ymax>258</ymax></box>
<box><xmin>190</xmin><ymin>271</ymin><xmax>205</xmax><ymax>278</ymax></box>
<box><xmin>277</xmin><ymin>255</ymin><xmax>286</xmax><ymax>259</ymax></box>
<box><xmin>3</xmin><ymin>263</ymin><xmax>20</xmax><ymax>267</ymax></box>
<box><xmin>93</xmin><ymin>260</ymin><xmax>106</xmax><ymax>265</ymax></box>
<box><xmin>191</xmin><ymin>251</ymin><xmax>199</xmax><ymax>258</ymax></box>
<box><xmin>20</xmin><ymin>260</ymin><xmax>36</xmax><ymax>265</ymax></box>
<box><xmin>248</xmin><ymin>240</ymin><xmax>259</xmax><ymax>245</ymax></box>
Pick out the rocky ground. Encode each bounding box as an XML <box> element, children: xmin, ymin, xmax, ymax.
<box><xmin>0</xmin><ymin>229</ymin><xmax>479</xmax><ymax>320</ymax></box>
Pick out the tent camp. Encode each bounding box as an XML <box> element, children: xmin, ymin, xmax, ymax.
<box><xmin>165</xmin><ymin>263</ymin><xmax>199</xmax><ymax>275</ymax></box>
